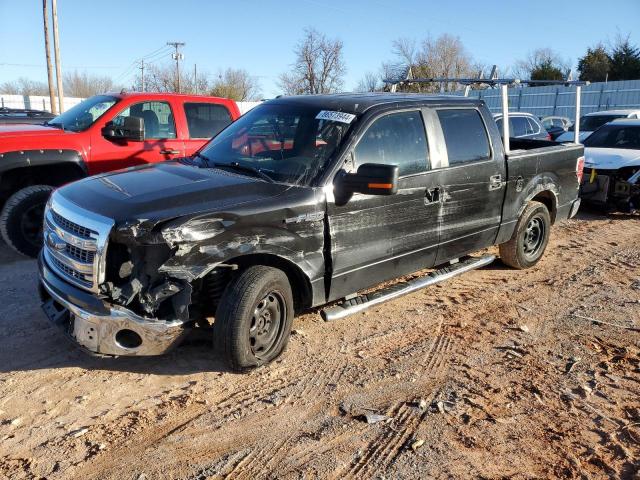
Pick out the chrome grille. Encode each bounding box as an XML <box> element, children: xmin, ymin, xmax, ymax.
<box><xmin>48</xmin><ymin>254</ymin><xmax>93</xmax><ymax>288</ymax></box>
<box><xmin>65</xmin><ymin>244</ymin><xmax>95</xmax><ymax>263</ymax></box>
<box><xmin>51</xmin><ymin>210</ymin><xmax>96</xmax><ymax>239</ymax></box>
<box><xmin>43</xmin><ymin>192</ymin><xmax>114</xmax><ymax>293</ymax></box>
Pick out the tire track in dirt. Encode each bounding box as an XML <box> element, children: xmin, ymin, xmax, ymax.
<box><xmin>181</xmin><ymin>359</ymin><xmax>350</xmax><ymax>479</ymax></box>
<box><xmin>337</xmin><ymin>320</ymin><xmax>454</xmax><ymax>479</ymax></box>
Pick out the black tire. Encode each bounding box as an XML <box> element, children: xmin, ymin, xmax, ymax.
<box><xmin>214</xmin><ymin>266</ymin><xmax>294</xmax><ymax>371</ymax></box>
<box><xmin>0</xmin><ymin>185</ymin><xmax>55</xmax><ymax>258</ymax></box>
<box><xmin>499</xmin><ymin>201</ymin><xmax>551</xmax><ymax>269</ymax></box>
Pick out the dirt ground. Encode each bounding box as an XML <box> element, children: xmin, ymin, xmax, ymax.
<box><xmin>0</xmin><ymin>210</ymin><xmax>638</xmax><ymax>480</ymax></box>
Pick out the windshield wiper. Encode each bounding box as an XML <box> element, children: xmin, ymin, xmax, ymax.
<box><xmin>193</xmin><ymin>152</ymin><xmax>212</xmax><ymax>166</ymax></box>
<box><xmin>45</xmin><ymin>121</ymin><xmax>64</xmax><ymax>131</ymax></box>
<box><xmin>212</xmin><ymin>161</ymin><xmax>274</xmax><ymax>183</ymax></box>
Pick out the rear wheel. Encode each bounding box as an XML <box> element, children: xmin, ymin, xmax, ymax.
<box><xmin>213</xmin><ymin>266</ymin><xmax>294</xmax><ymax>371</ymax></box>
<box><xmin>0</xmin><ymin>185</ymin><xmax>54</xmax><ymax>258</ymax></box>
<box><xmin>499</xmin><ymin>201</ymin><xmax>551</xmax><ymax>269</ymax></box>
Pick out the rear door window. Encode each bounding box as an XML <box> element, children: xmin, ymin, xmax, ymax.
<box><xmin>438</xmin><ymin>109</ymin><xmax>491</xmax><ymax>164</ymax></box>
<box><xmin>526</xmin><ymin>117</ymin><xmax>540</xmax><ymax>134</ymax></box>
<box><xmin>185</xmin><ymin>102</ymin><xmax>233</xmax><ymax>139</ymax></box>
<box><xmin>510</xmin><ymin>116</ymin><xmax>529</xmax><ymax>137</ymax></box>
<box><xmin>354</xmin><ymin>110</ymin><xmax>429</xmax><ymax>176</ymax></box>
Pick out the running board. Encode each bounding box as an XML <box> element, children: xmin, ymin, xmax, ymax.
<box><xmin>320</xmin><ymin>255</ymin><xmax>495</xmax><ymax>321</ymax></box>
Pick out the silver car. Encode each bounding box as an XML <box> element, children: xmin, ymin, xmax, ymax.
<box><xmin>493</xmin><ymin>112</ymin><xmax>551</xmax><ymax>140</ymax></box>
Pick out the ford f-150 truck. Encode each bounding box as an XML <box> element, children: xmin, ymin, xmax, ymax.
<box><xmin>38</xmin><ymin>93</ymin><xmax>584</xmax><ymax>371</ymax></box>
<box><xmin>0</xmin><ymin>92</ymin><xmax>240</xmax><ymax>257</ymax></box>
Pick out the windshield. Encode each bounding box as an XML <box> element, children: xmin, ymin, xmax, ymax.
<box><xmin>584</xmin><ymin>125</ymin><xmax>640</xmax><ymax>150</ymax></box>
<box><xmin>570</xmin><ymin>114</ymin><xmax>626</xmax><ymax>132</ymax></box>
<box><xmin>47</xmin><ymin>94</ymin><xmax>118</xmax><ymax>132</ymax></box>
<box><xmin>197</xmin><ymin>103</ymin><xmax>354</xmax><ymax>186</ymax></box>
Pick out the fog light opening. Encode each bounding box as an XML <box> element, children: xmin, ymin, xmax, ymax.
<box><xmin>115</xmin><ymin>329</ymin><xmax>143</xmax><ymax>349</ymax></box>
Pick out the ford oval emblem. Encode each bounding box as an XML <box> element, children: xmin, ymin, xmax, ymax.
<box><xmin>46</xmin><ymin>231</ymin><xmax>66</xmax><ymax>251</ymax></box>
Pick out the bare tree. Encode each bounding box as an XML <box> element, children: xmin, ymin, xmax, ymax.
<box><xmin>136</xmin><ymin>64</ymin><xmax>261</xmax><ymax>101</ymax></box>
<box><xmin>383</xmin><ymin>34</ymin><xmax>476</xmax><ymax>93</ymax></box>
<box><xmin>209</xmin><ymin>68</ymin><xmax>262</xmax><ymax>101</ymax></box>
<box><xmin>0</xmin><ymin>77</ymin><xmax>50</xmax><ymax>96</ymax></box>
<box><xmin>139</xmin><ymin>63</ymin><xmax>182</xmax><ymax>93</ymax></box>
<box><xmin>278</xmin><ymin>28</ymin><xmax>346</xmax><ymax>95</ymax></box>
<box><xmin>63</xmin><ymin>70</ymin><xmax>119</xmax><ymax>97</ymax></box>
<box><xmin>355</xmin><ymin>72</ymin><xmax>382</xmax><ymax>92</ymax></box>
<box><xmin>513</xmin><ymin>48</ymin><xmax>570</xmax><ymax>80</ymax></box>
<box><xmin>138</xmin><ymin>63</ymin><xmax>203</xmax><ymax>93</ymax></box>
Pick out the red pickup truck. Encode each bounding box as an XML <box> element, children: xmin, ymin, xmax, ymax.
<box><xmin>0</xmin><ymin>92</ymin><xmax>241</xmax><ymax>257</ymax></box>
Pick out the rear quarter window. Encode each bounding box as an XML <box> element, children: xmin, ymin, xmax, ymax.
<box><xmin>437</xmin><ymin>109</ymin><xmax>491</xmax><ymax>165</ymax></box>
<box><xmin>185</xmin><ymin>103</ymin><xmax>233</xmax><ymax>139</ymax></box>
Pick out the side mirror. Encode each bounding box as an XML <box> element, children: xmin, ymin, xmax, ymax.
<box><xmin>335</xmin><ymin>163</ymin><xmax>399</xmax><ymax>197</ymax></box>
<box><xmin>102</xmin><ymin>116</ymin><xmax>145</xmax><ymax>142</ymax></box>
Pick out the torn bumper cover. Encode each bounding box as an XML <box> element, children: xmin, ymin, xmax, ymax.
<box><xmin>580</xmin><ymin>168</ymin><xmax>640</xmax><ymax>209</ymax></box>
<box><xmin>38</xmin><ymin>253</ymin><xmax>190</xmax><ymax>356</ymax></box>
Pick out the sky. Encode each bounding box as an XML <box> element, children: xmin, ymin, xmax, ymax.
<box><xmin>1</xmin><ymin>0</ymin><xmax>639</xmax><ymax>97</ymax></box>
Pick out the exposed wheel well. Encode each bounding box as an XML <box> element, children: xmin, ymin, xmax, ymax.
<box><xmin>213</xmin><ymin>253</ymin><xmax>313</xmax><ymax>314</ymax></box>
<box><xmin>531</xmin><ymin>191</ymin><xmax>557</xmax><ymax>224</ymax></box>
<box><xmin>0</xmin><ymin>162</ymin><xmax>86</xmax><ymax>207</ymax></box>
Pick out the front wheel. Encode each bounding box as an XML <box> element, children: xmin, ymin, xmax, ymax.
<box><xmin>0</xmin><ymin>185</ymin><xmax>55</xmax><ymax>258</ymax></box>
<box><xmin>213</xmin><ymin>266</ymin><xmax>294</xmax><ymax>371</ymax></box>
<box><xmin>499</xmin><ymin>201</ymin><xmax>551</xmax><ymax>269</ymax></box>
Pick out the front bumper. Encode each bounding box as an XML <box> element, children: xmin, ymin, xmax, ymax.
<box><xmin>38</xmin><ymin>253</ymin><xmax>190</xmax><ymax>356</ymax></box>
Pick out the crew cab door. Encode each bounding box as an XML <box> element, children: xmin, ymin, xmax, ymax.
<box><xmin>326</xmin><ymin>109</ymin><xmax>442</xmax><ymax>301</ymax></box>
<box><xmin>181</xmin><ymin>101</ymin><xmax>235</xmax><ymax>155</ymax></box>
<box><xmin>432</xmin><ymin>108</ymin><xmax>505</xmax><ymax>263</ymax></box>
<box><xmin>89</xmin><ymin>100</ymin><xmax>185</xmax><ymax>174</ymax></box>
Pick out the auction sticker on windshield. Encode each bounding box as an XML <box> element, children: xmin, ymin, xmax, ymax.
<box><xmin>315</xmin><ymin>110</ymin><xmax>356</xmax><ymax>124</ymax></box>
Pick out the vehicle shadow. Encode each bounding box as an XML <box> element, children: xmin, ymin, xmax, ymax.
<box><xmin>0</xmin><ymin>314</ymin><xmax>237</xmax><ymax>376</ymax></box>
<box><xmin>0</xmin><ymin>240</ymin><xmax>33</xmax><ymax>265</ymax></box>
<box><xmin>575</xmin><ymin>206</ymin><xmax>638</xmax><ymax>221</ymax></box>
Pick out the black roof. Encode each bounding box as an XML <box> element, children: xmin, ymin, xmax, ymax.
<box><xmin>268</xmin><ymin>92</ymin><xmax>482</xmax><ymax>114</ymax></box>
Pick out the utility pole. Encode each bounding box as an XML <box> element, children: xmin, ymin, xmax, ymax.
<box><xmin>51</xmin><ymin>0</ymin><xmax>64</xmax><ymax>112</ymax></box>
<box><xmin>167</xmin><ymin>42</ymin><xmax>185</xmax><ymax>93</ymax></box>
<box><xmin>42</xmin><ymin>0</ymin><xmax>57</xmax><ymax>114</ymax></box>
<box><xmin>194</xmin><ymin>64</ymin><xmax>197</xmax><ymax>95</ymax></box>
<box><xmin>139</xmin><ymin>59</ymin><xmax>145</xmax><ymax>92</ymax></box>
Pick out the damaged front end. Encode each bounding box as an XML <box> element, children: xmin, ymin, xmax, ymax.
<box><xmin>581</xmin><ymin>166</ymin><xmax>640</xmax><ymax>212</ymax></box>
<box><xmin>39</xmin><ymin>193</ymin><xmax>231</xmax><ymax>356</ymax></box>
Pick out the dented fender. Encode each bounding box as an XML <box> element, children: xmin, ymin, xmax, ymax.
<box><xmin>157</xmin><ymin>221</ymin><xmax>325</xmax><ymax>284</ymax></box>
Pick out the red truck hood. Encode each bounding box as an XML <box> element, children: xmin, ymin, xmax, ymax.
<box><xmin>0</xmin><ymin>123</ymin><xmax>69</xmax><ymax>138</ymax></box>
<box><xmin>0</xmin><ymin>123</ymin><xmax>81</xmax><ymax>154</ymax></box>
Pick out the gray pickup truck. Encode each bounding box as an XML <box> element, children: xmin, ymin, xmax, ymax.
<box><xmin>39</xmin><ymin>93</ymin><xmax>584</xmax><ymax>371</ymax></box>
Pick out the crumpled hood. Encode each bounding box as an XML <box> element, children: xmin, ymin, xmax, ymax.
<box><xmin>57</xmin><ymin>161</ymin><xmax>292</xmax><ymax>225</ymax></box>
<box><xmin>584</xmin><ymin>147</ymin><xmax>640</xmax><ymax>170</ymax></box>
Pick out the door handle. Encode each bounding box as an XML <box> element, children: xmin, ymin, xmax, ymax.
<box><xmin>424</xmin><ymin>186</ymin><xmax>441</xmax><ymax>205</ymax></box>
<box><xmin>489</xmin><ymin>174</ymin><xmax>503</xmax><ymax>191</ymax></box>
<box><xmin>160</xmin><ymin>149</ymin><xmax>181</xmax><ymax>155</ymax></box>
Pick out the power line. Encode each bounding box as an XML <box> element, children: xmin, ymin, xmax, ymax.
<box><xmin>114</xmin><ymin>45</ymin><xmax>173</xmax><ymax>83</ymax></box>
<box><xmin>0</xmin><ymin>62</ymin><xmax>122</xmax><ymax>69</ymax></box>
<box><xmin>167</xmin><ymin>42</ymin><xmax>185</xmax><ymax>93</ymax></box>
<box><xmin>139</xmin><ymin>59</ymin><xmax>145</xmax><ymax>92</ymax></box>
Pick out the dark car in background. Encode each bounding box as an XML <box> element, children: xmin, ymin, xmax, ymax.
<box><xmin>494</xmin><ymin>112</ymin><xmax>551</xmax><ymax>140</ymax></box>
<box><xmin>0</xmin><ymin>107</ymin><xmax>55</xmax><ymax>125</ymax></box>
<box><xmin>542</xmin><ymin>116</ymin><xmax>572</xmax><ymax>140</ymax></box>
<box><xmin>556</xmin><ymin>109</ymin><xmax>640</xmax><ymax>143</ymax></box>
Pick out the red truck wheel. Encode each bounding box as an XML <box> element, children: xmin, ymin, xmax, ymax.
<box><xmin>0</xmin><ymin>185</ymin><xmax>54</xmax><ymax>258</ymax></box>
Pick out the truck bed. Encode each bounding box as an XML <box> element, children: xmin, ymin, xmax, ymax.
<box><xmin>496</xmin><ymin>137</ymin><xmax>584</xmax><ymax>244</ymax></box>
